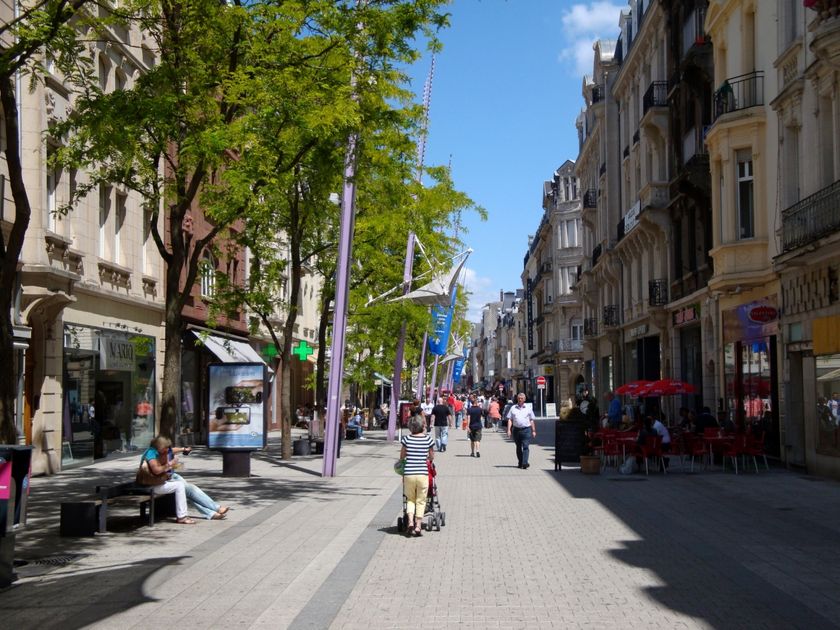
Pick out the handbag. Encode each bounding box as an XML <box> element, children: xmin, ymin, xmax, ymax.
<box><xmin>136</xmin><ymin>458</ymin><xmax>167</xmax><ymax>486</ymax></box>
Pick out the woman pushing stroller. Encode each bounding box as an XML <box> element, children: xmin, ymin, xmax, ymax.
<box><xmin>399</xmin><ymin>414</ymin><xmax>434</xmax><ymax>537</ymax></box>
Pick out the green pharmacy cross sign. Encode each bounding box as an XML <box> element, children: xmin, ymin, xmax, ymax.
<box><xmin>292</xmin><ymin>341</ymin><xmax>314</xmax><ymax>361</ymax></box>
<box><xmin>263</xmin><ymin>344</ymin><xmax>279</xmax><ymax>360</ymax></box>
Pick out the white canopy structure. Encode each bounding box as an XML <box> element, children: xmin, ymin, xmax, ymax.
<box><xmin>388</xmin><ymin>251</ymin><xmax>469</xmax><ymax>308</ymax></box>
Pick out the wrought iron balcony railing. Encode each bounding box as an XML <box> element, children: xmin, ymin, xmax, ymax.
<box><xmin>623</xmin><ymin>145</ymin><xmax>630</xmax><ymax>159</ymax></box>
<box><xmin>643</xmin><ymin>81</ymin><xmax>668</xmax><ymax>114</ymax></box>
<box><xmin>603</xmin><ymin>304</ymin><xmax>620</xmax><ymax>328</ymax></box>
<box><xmin>714</xmin><ymin>71</ymin><xmax>764</xmax><ymax>120</ymax></box>
<box><xmin>649</xmin><ymin>278</ymin><xmax>669</xmax><ymax>307</ymax></box>
<box><xmin>599</xmin><ymin>162</ymin><xmax>607</xmax><ymax>176</ymax></box>
<box><xmin>633</xmin><ymin>129</ymin><xmax>640</xmax><ymax>145</ymax></box>
<box><xmin>583</xmin><ymin>189</ymin><xmax>597</xmax><ymax>208</ymax></box>
<box><xmin>591</xmin><ymin>85</ymin><xmax>604</xmax><ymax>104</ymax></box>
<box><xmin>555</xmin><ymin>338</ymin><xmax>583</xmax><ymax>353</ymax></box>
<box><xmin>781</xmin><ymin>179</ymin><xmax>840</xmax><ymax>253</ymax></box>
<box><xmin>584</xmin><ymin>318</ymin><xmax>598</xmax><ymax>337</ymax></box>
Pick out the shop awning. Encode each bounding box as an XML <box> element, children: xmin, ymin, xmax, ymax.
<box><xmin>191</xmin><ymin>331</ymin><xmax>274</xmax><ymax>374</ymax></box>
<box><xmin>374</xmin><ymin>372</ymin><xmax>392</xmax><ymax>385</ymax></box>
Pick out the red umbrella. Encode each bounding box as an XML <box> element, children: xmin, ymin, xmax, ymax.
<box><xmin>615</xmin><ymin>380</ymin><xmax>655</xmax><ymax>396</ymax></box>
<box><xmin>638</xmin><ymin>379</ymin><xmax>697</xmax><ymax>396</ymax></box>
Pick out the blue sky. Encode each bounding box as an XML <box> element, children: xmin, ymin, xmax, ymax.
<box><xmin>407</xmin><ymin>0</ymin><xmax>625</xmax><ymax>321</ymax></box>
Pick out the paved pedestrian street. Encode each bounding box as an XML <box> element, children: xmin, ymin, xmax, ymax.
<box><xmin>4</xmin><ymin>422</ymin><xmax>840</xmax><ymax>629</ymax></box>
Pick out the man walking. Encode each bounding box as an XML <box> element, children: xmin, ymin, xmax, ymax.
<box><xmin>431</xmin><ymin>396</ymin><xmax>453</xmax><ymax>452</ymax></box>
<box><xmin>506</xmin><ymin>393</ymin><xmax>537</xmax><ymax>469</ymax></box>
<box><xmin>466</xmin><ymin>395</ymin><xmax>483</xmax><ymax>457</ymax></box>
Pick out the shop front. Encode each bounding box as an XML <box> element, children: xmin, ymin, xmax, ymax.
<box><xmin>814</xmin><ymin>316</ymin><xmax>840</xmax><ymax>461</ymax></box>
<box><xmin>672</xmin><ymin>303</ymin><xmax>703</xmax><ymax>410</ymax></box>
<box><xmin>721</xmin><ymin>296</ymin><xmax>780</xmax><ymax>457</ymax></box>
<box><xmin>62</xmin><ymin>324</ymin><xmax>156</xmax><ymax>467</ymax></box>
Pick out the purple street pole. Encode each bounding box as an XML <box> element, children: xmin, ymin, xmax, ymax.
<box><xmin>416</xmin><ymin>331</ymin><xmax>428</xmax><ymax>401</ymax></box>
<box><xmin>322</xmin><ymin>137</ymin><xmax>359</xmax><ymax>477</ymax></box>
<box><xmin>429</xmin><ymin>354</ymin><xmax>440</xmax><ymax>401</ymax></box>
<box><xmin>387</xmin><ymin>232</ymin><xmax>416</xmax><ymax>441</ymax></box>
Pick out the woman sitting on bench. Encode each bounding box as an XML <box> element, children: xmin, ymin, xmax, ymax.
<box><xmin>142</xmin><ymin>436</ymin><xmax>229</xmax><ymax>523</ymax></box>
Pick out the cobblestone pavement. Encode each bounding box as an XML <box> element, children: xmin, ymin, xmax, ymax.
<box><xmin>3</xmin><ymin>422</ymin><xmax>840</xmax><ymax>629</ymax></box>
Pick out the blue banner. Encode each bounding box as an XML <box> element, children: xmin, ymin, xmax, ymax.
<box><xmin>428</xmin><ymin>288</ymin><xmax>457</xmax><ymax>356</ymax></box>
<box><xmin>452</xmin><ymin>357</ymin><xmax>465</xmax><ymax>383</ymax></box>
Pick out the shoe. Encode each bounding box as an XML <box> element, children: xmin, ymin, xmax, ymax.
<box><xmin>523</xmin><ymin>463</ymin><xmax>530</xmax><ymax>469</ymax></box>
<box><xmin>175</xmin><ymin>517</ymin><xmax>196</xmax><ymax>525</ymax></box>
<box><xmin>476</xmin><ymin>452</ymin><xmax>481</xmax><ymax>458</ymax></box>
<box><xmin>217</xmin><ymin>506</ymin><xmax>230</xmax><ymax>516</ymax></box>
<box><xmin>211</xmin><ymin>512</ymin><xmax>226</xmax><ymax>520</ymax></box>
<box><xmin>413</xmin><ymin>525</ymin><xmax>423</xmax><ymax>537</ymax></box>
<box><xmin>470</xmin><ymin>453</ymin><xmax>475</xmax><ymax>457</ymax></box>
<box><xmin>518</xmin><ymin>464</ymin><xmax>523</xmax><ymax>469</ymax></box>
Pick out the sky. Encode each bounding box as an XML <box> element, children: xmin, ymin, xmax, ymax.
<box><xmin>406</xmin><ymin>0</ymin><xmax>626</xmax><ymax>322</ymax></box>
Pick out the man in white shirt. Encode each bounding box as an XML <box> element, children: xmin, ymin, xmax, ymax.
<box><xmin>506</xmin><ymin>393</ymin><xmax>537</xmax><ymax>469</ymax></box>
<box><xmin>420</xmin><ymin>399</ymin><xmax>434</xmax><ymax>431</ymax></box>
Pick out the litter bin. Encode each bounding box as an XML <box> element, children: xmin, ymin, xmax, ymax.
<box><xmin>554</xmin><ymin>418</ymin><xmax>586</xmax><ymax>471</ymax></box>
<box><xmin>0</xmin><ymin>445</ymin><xmax>33</xmax><ymax>587</ymax></box>
<box><xmin>292</xmin><ymin>438</ymin><xmax>311</xmax><ymax>456</ymax></box>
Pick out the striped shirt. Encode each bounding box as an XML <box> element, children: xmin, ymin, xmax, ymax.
<box><xmin>400</xmin><ymin>433</ymin><xmax>434</xmax><ymax>475</ymax></box>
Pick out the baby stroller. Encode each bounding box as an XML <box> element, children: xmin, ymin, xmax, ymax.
<box><xmin>397</xmin><ymin>461</ymin><xmax>446</xmax><ymax>533</ymax></box>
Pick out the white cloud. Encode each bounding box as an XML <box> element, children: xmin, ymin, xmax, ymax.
<box><xmin>461</xmin><ymin>267</ymin><xmax>499</xmax><ymax>324</ymax></box>
<box><xmin>557</xmin><ymin>2</ymin><xmax>624</xmax><ymax>77</ymax></box>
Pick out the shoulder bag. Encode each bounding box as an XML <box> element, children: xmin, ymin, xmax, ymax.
<box><xmin>136</xmin><ymin>457</ymin><xmax>167</xmax><ymax>486</ymax></box>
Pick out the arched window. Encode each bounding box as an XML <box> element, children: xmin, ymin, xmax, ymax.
<box><xmin>200</xmin><ymin>252</ymin><xmax>216</xmax><ymax>298</ymax></box>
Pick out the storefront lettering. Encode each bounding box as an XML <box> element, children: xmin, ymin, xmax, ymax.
<box><xmin>629</xmin><ymin>324</ymin><xmax>649</xmax><ymax>338</ymax></box>
<box><xmin>748</xmin><ymin>306</ymin><xmax>778</xmax><ymax>324</ymax></box>
<box><xmin>673</xmin><ymin>304</ymin><xmax>699</xmax><ymax>327</ymax></box>
<box><xmin>101</xmin><ymin>338</ymin><xmax>135</xmax><ymax>371</ymax></box>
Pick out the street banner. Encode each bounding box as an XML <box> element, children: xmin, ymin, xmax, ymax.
<box><xmin>428</xmin><ymin>287</ymin><xmax>457</xmax><ymax>356</ymax></box>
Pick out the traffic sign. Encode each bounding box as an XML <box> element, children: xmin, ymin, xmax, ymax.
<box><xmin>536</xmin><ymin>376</ymin><xmax>546</xmax><ymax>389</ymax></box>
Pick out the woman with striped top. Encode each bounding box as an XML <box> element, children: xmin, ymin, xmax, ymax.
<box><xmin>399</xmin><ymin>414</ymin><xmax>435</xmax><ymax>537</ymax></box>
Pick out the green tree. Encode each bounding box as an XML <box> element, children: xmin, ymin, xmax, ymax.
<box><xmin>0</xmin><ymin>0</ymin><xmax>97</xmax><ymax>443</ymax></box>
<box><xmin>210</xmin><ymin>1</ymin><xmax>456</xmax><ymax>458</ymax></box>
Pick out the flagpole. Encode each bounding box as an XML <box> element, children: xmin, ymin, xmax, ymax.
<box><xmin>387</xmin><ymin>232</ymin><xmax>416</xmax><ymax>440</ymax></box>
<box><xmin>417</xmin><ymin>331</ymin><xmax>428</xmax><ymax>401</ymax></box>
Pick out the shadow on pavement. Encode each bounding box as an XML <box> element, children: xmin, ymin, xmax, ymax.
<box><xmin>528</xmin><ymin>419</ymin><xmax>840</xmax><ymax>629</ymax></box>
<box><xmin>0</xmin><ymin>556</ymin><xmax>184</xmax><ymax>629</ymax></box>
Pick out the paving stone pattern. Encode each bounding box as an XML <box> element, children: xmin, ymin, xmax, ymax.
<box><xmin>2</xmin><ymin>423</ymin><xmax>840</xmax><ymax>629</ymax></box>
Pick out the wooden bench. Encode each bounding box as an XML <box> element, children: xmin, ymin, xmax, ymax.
<box><xmin>59</xmin><ymin>481</ymin><xmax>175</xmax><ymax>536</ymax></box>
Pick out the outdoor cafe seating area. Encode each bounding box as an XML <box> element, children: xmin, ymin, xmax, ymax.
<box><xmin>587</xmin><ymin>426</ymin><xmax>770</xmax><ymax>475</ymax></box>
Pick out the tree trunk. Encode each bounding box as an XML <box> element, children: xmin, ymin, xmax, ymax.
<box><xmin>158</xmin><ymin>230</ymin><xmax>188</xmax><ymax>440</ymax></box>
<box><xmin>0</xmin><ymin>76</ymin><xmax>32</xmax><ymax>444</ymax></box>
<box><xmin>315</xmin><ymin>280</ymin><xmax>334</xmax><ymax>411</ymax></box>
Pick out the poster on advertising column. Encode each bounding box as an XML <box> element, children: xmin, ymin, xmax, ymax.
<box><xmin>207</xmin><ymin>363</ymin><xmax>267</xmax><ymax>450</ymax></box>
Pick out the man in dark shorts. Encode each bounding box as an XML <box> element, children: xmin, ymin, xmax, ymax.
<box><xmin>467</xmin><ymin>395</ymin><xmax>484</xmax><ymax>457</ymax></box>
<box><xmin>431</xmin><ymin>396</ymin><xmax>453</xmax><ymax>452</ymax></box>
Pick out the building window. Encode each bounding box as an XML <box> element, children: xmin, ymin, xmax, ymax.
<box><xmin>47</xmin><ymin>148</ymin><xmax>59</xmax><ymax>233</ymax></box>
<box><xmin>736</xmin><ymin>150</ymin><xmax>754</xmax><ymax>239</ymax></box>
<box><xmin>817</xmin><ymin>354</ymin><xmax>840</xmax><ymax>457</ymax></box>
<box><xmin>570</xmin><ymin>319</ymin><xmax>582</xmax><ymax>341</ymax></box>
<box><xmin>99</xmin><ymin>184</ymin><xmax>110</xmax><ymax>258</ymax></box>
<box><xmin>200</xmin><ymin>252</ymin><xmax>216</xmax><ymax>298</ymax></box>
<box><xmin>114</xmin><ymin>193</ymin><xmax>126</xmax><ymax>264</ymax></box>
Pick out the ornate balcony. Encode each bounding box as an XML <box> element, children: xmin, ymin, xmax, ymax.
<box><xmin>681</xmin><ymin>6</ymin><xmax>709</xmax><ymax>59</ymax></box>
<box><xmin>599</xmin><ymin>162</ymin><xmax>606</xmax><ymax>177</ymax></box>
<box><xmin>623</xmin><ymin>145</ymin><xmax>630</xmax><ymax>159</ymax></box>
<box><xmin>602</xmin><ymin>304</ymin><xmax>620</xmax><ymax>328</ymax></box>
<box><xmin>583</xmin><ymin>189</ymin><xmax>597</xmax><ymax>208</ymax></box>
<box><xmin>591</xmin><ymin>84</ymin><xmax>605</xmax><ymax>104</ymax></box>
<box><xmin>714</xmin><ymin>71</ymin><xmax>764</xmax><ymax>121</ymax></box>
<box><xmin>584</xmin><ymin>318</ymin><xmax>598</xmax><ymax>337</ymax></box>
<box><xmin>649</xmin><ymin>279</ymin><xmax>669</xmax><ymax>307</ymax></box>
<box><xmin>633</xmin><ymin>129</ymin><xmax>640</xmax><ymax>145</ymax></box>
<box><xmin>643</xmin><ymin>81</ymin><xmax>668</xmax><ymax>114</ymax></box>
<box><xmin>781</xmin><ymin>179</ymin><xmax>840</xmax><ymax>253</ymax></box>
